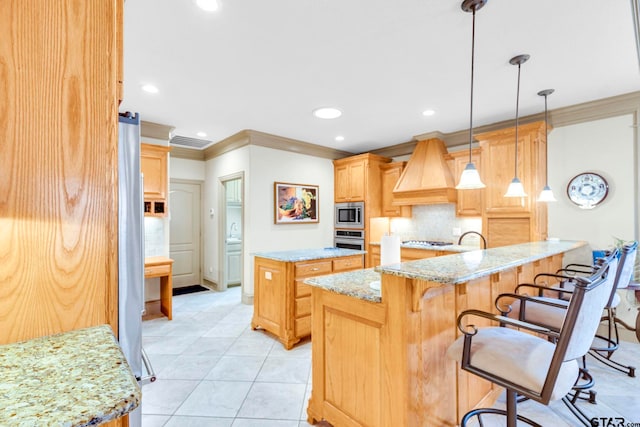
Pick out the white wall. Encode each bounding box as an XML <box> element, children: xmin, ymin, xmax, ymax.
<box><xmin>548</xmin><ymin>114</ymin><xmax>636</xmax><ymax>255</ymax></box>
<box><xmin>202</xmin><ymin>144</ymin><xmax>335</xmax><ymax>302</ymax></box>
<box><xmin>171</xmin><ymin>157</ymin><xmax>205</xmax><ymax>181</ymax></box>
<box><xmin>203</xmin><ymin>146</ymin><xmax>251</xmax><ymax>289</ymax></box>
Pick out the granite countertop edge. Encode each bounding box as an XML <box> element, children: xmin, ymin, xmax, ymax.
<box><xmin>304</xmin><ymin>241</ymin><xmax>587</xmax><ymax>302</ymax></box>
<box><xmin>253</xmin><ymin>247</ymin><xmax>367</xmax><ymax>262</ymax></box>
<box><xmin>377</xmin><ymin>240</ymin><xmax>588</xmax><ymax>284</ymax></box>
<box><xmin>0</xmin><ymin>324</ymin><xmax>141</xmax><ymax>426</ymax></box>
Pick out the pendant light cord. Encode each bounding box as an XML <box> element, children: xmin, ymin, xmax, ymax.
<box><xmin>514</xmin><ymin>63</ymin><xmax>521</xmax><ymax>179</ymax></box>
<box><xmin>468</xmin><ymin>8</ymin><xmax>477</xmax><ymax>164</ymax></box>
<box><xmin>544</xmin><ymin>94</ymin><xmax>549</xmax><ymax>186</ymax></box>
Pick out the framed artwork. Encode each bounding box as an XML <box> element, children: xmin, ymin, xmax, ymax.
<box><xmin>274</xmin><ymin>182</ymin><xmax>319</xmax><ymax>224</ymax></box>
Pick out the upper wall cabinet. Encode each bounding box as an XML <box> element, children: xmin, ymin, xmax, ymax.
<box><xmin>334</xmin><ymin>158</ymin><xmax>367</xmax><ymax>202</ymax></box>
<box><xmin>476</xmin><ymin>122</ymin><xmax>548</xmax><ymax>247</ymax></box>
<box><xmin>447</xmin><ymin>149</ymin><xmax>483</xmax><ymax>217</ymax></box>
<box><xmin>380</xmin><ymin>162</ymin><xmax>411</xmax><ymax>217</ymax></box>
<box><xmin>141</xmin><ymin>143</ymin><xmax>171</xmax><ymax>216</ymax></box>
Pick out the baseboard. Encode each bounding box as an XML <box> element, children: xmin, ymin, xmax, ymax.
<box><xmin>242</xmin><ymin>293</ymin><xmax>253</xmax><ymax>305</ymax></box>
<box><xmin>202</xmin><ymin>278</ymin><xmax>219</xmax><ymax>291</ymax></box>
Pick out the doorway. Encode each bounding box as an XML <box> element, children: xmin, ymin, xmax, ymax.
<box><xmin>169</xmin><ymin>180</ymin><xmax>203</xmax><ymax>288</ymax></box>
<box><xmin>220</xmin><ymin>173</ymin><xmax>244</xmax><ymax>294</ymax></box>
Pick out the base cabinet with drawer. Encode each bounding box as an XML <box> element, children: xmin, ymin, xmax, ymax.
<box><xmin>252</xmin><ymin>254</ymin><xmax>364</xmax><ymax>349</ymax></box>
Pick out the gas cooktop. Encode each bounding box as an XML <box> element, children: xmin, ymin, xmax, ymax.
<box><xmin>402</xmin><ymin>240</ymin><xmax>454</xmax><ymax>247</ymax></box>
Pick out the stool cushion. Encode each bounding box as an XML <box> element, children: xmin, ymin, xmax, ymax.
<box><xmin>447</xmin><ymin>326</ymin><xmax>579</xmax><ymax>401</ymax></box>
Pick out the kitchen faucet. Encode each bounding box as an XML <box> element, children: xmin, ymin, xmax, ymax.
<box><xmin>458</xmin><ymin>231</ymin><xmax>487</xmax><ymax>249</ymax></box>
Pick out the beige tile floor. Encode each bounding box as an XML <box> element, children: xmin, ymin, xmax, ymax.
<box><xmin>141</xmin><ymin>287</ymin><xmax>640</xmax><ymax>426</ymax></box>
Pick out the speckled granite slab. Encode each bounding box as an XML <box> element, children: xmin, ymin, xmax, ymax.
<box><xmin>377</xmin><ymin>240</ymin><xmax>587</xmax><ymax>284</ymax></box>
<box><xmin>253</xmin><ymin>247</ymin><xmax>366</xmax><ymax>262</ymax></box>
<box><xmin>0</xmin><ymin>324</ymin><xmax>141</xmax><ymax>426</ymax></box>
<box><xmin>304</xmin><ymin>268</ymin><xmax>382</xmax><ymax>303</ymax></box>
<box><xmin>370</xmin><ymin>242</ymin><xmax>476</xmax><ymax>253</ymax></box>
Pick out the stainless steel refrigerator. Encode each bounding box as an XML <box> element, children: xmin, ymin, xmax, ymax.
<box><xmin>118</xmin><ymin>112</ymin><xmax>144</xmax><ymax>427</ymax></box>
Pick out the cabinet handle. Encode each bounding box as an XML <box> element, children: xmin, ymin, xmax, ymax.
<box><xmin>311</xmin><ymin>267</ymin><xmax>319</xmax><ymax>271</ymax></box>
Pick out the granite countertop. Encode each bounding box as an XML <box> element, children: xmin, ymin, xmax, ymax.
<box><xmin>369</xmin><ymin>241</ymin><xmax>476</xmax><ymax>253</ymax></box>
<box><xmin>0</xmin><ymin>325</ymin><xmax>141</xmax><ymax>426</ymax></box>
<box><xmin>304</xmin><ymin>268</ymin><xmax>382</xmax><ymax>303</ymax></box>
<box><xmin>253</xmin><ymin>247</ymin><xmax>366</xmax><ymax>262</ymax></box>
<box><xmin>304</xmin><ymin>240</ymin><xmax>587</xmax><ymax>303</ymax></box>
<box><xmin>378</xmin><ymin>240</ymin><xmax>587</xmax><ymax>284</ymax></box>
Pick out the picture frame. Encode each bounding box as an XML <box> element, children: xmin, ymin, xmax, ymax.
<box><xmin>274</xmin><ymin>182</ymin><xmax>319</xmax><ymax>224</ymax></box>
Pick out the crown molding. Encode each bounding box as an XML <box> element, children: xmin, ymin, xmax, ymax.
<box><xmin>171</xmin><ymin>146</ymin><xmax>205</xmax><ymax>160</ymax></box>
<box><xmin>201</xmin><ymin>129</ymin><xmax>353</xmax><ymax>161</ymax></box>
<box><xmin>141</xmin><ymin>120</ymin><xmax>174</xmax><ymax>141</ymax></box>
<box><xmin>203</xmin><ymin>131</ymin><xmax>252</xmax><ymax>160</ymax></box>
<box><xmin>247</xmin><ymin>130</ymin><xmax>353</xmax><ymax>160</ymax></box>
<box><xmin>371</xmin><ymin>91</ymin><xmax>640</xmax><ymax>157</ymax></box>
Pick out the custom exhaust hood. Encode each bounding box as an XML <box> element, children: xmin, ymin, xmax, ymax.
<box><xmin>392</xmin><ymin>138</ymin><xmax>457</xmax><ymax>205</ymax></box>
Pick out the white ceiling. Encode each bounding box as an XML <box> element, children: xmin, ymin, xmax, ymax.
<box><xmin>121</xmin><ymin>0</ymin><xmax>640</xmax><ymax>154</ymax></box>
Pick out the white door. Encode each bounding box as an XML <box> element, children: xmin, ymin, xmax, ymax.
<box><xmin>170</xmin><ymin>181</ymin><xmax>202</xmax><ymax>287</ymax></box>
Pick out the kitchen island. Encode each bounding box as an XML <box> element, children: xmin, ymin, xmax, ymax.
<box><xmin>304</xmin><ymin>240</ymin><xmax>586</xmax><ymax>427</ymax></box>
<box><xmin>252</xmin><ymin>248</ymin><xmax>366</xmax><ymax>349</ymax></box>
<box><xmin>0</xmin><ymin>324</ymin><xmax>141</xmax><ymax>426</ymax></box>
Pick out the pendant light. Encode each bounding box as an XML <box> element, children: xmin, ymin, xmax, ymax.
<box><xmin>504</xmin><ymin>54</ymin><xmax>529</xmax><ymax>198</ymax></box>
<box><xmin>537</xmin><ymin>89</ymin><xmax>557</xmax><ymax>202</ymax></box>
<box><xmin>456</xmin><ymin>0</ymin><xmax>487</xmax><ymax>190</ymax></box>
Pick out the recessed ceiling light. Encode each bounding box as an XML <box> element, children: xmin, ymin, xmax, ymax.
<box><xmin>335</xmin><ymin>136</ymin><xmax>345</xmax><ymax>142</ymax></box>
<box><xmin>196</xmin><ymin>0</ymin><xmax>219</xmax><ymax>12</ymax></box>
<box><xmin>422</xmin><ymin>109</ymin><xmax>435</xmax><ymax>116</ymax></box>
<box><xmin>141</xmin><ymin>84</ymin><xmax>159</xmax><ymax>94</ymax></box>
<box><xmin>196</xmin><ymin>131</ymin><xmax>207</xmax><ymax>138</ymax></box>
<box><xmin>313</xmin><ymin>107</ymin><xmax>342</xmax><ymax>119</ymax></box>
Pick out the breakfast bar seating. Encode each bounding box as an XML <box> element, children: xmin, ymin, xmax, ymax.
<box><xmin>304</xmin><ymin>240</ymin><xmax>585</xmax><ymax>427</ymax></box>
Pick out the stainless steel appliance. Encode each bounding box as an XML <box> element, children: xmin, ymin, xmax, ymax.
<box><xmin>335</xmin><ymin>229</ymin><xmax>365</xmax><ymax>251</ymax></box>
<box><xmin>335</xmin><ymin>202</ymin><xmax>365</xmax><ymax>229</ymax></box>
<box><xmin>117</xmin><ymin>112</ymin><xmax>149</xmax><ymax>427</ymax></box>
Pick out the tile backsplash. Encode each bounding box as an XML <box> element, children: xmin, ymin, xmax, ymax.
<box><xmin>388</xmin><ymin>204</ymin><xmax>483</xmax><ymax>246</ymax></box>
<box><xmin>144</xmin><ymin>217</ymin><xmax>166</xmax><ymax>257</ymax></box>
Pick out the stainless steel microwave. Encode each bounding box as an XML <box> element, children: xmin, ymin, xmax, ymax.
<box><xmin>335</xmin><ymin>202</ymin><xmax>364</xmax><ymax>229</ymax></box>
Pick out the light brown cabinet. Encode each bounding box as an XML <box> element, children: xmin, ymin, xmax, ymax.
<box><xmin>252</xmin><ymin>254</ymin><xmax>364</xmax><ymax>349</ymax></box>
<box><xmin>477</xmin><ymin>122</ymin><xmax>548</xmax><ymax>248</ymax></box>
<box><xmin>141</xmin><ymin>143</ymin><xmax>171</xmax><ymax>217</ymax></box>
<box><xmin>448</xmin><ymin>149</ymin><xmax>483</xmax><ymax>217</ymax></box>
<box><xmin>380</xmin><ymin>162</ymin><xmax>412</xmax><ymax>218</ymax></box>
<box><xmin>333</xmin><ymin>153</ymin><xmax>391</xmax><ymax>267</ymax></box>
<box><xmin>334</xmin><ymin>159</ymin><xmax>366</xmax><ymax>202</ymax></box>
<box><xmin>2</xmin><ymin>3</ymin><xmax>133</xmax><ymax>424</ymax></box>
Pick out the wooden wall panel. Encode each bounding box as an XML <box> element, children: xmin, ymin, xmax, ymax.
<box><xmin>0</xmin><ymin>0</ymin><xmax>119</xmax><ymax>344</ymax></box>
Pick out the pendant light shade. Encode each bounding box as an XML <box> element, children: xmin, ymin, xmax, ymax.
<box><xmin>537</xmin><ymin>89</ymin><xmax>557</xmax><ymax>202</ymax></box>
<box><xmin>504</xmin><ymin>54</ymin><xmax>529</xmax><ymax>198</ymax></box>
<box><xmin>456</xmin><ymin>0</ymin><xmax>487</xmax><ymax>190</ymax></box>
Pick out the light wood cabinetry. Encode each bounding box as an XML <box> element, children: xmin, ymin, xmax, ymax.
<box><xmin>141</xmin><ymin>143</ymin><xmax>171</xmax><ymax>217</ymax></box>
<box><xmin>448</xmin><ymin>149</ymin><xmax>483</xmax><ymax>216</ymax></box>
<box><xmin>144</xmin><ymin>257</ymin><xmax>174</xmax><ymax>320</ymax></box>
<box><xmin>477</xmin><ymin>122</ymin><xmax>548</xmax><ymax>248</ymax></box>
<box><xmin>252</xmin><ymin>254</ymin><xmax>364</xmax><ymax>349</ymax></box>
<box><xmin>334</xmin><ymin>160</ymin><xmax>366</xmax><ymax>202</ymax></box>
<box><xmin>307</xmin><ymin>253</ymin><xmax>566</xmax><ymax>427</ymax></box>
<box><xmin>379</xmin><ymin>162</ymin><xmax>412</xmax><ymax>217</ymax></box>
<box><xmin>333</xmin><ymin>153</ymin><xmax>391</xmax><ymax>267</ymax></box>
<box><xmin>2</xmin><ymin>2</ymin><xmax>129</xmax><ymax>425</ymax></box>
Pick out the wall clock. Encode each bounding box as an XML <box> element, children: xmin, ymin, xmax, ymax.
<box><xmin>566</xmin><ymin>172</ymin><xmax>609</xmax><ymax>209</ymax></box>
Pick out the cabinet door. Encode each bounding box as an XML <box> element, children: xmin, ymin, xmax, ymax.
<box><xmin>226</xmin><ymin>251</ymin><xmax>241</xmax><ymax>284</ymax></box>
<box><xmin>481</xmin><ymin>135</ymin><xmax>531</xmax><ymax>215</ymax></box>
<box><xmin>254</xmin><ymin>261</ymin><xmax>285</xmax><ymax>331</ymax></box>
<box><xmin>380</xmin><ymin>163</ymin><xmax>411</xmax><ymax>217</ymax></box>
<box><xmin>141</xmin><ymin>144</ymin><xmax>169</xmax><ymax>200</ymax></box>
<box><xmin>452</xmin><ymin>153</ymin><xmax>483</xmax><ymax>216</ymax></box>
<box><xmin>347</xmin><ymin>160</ymin><xmax>366</xmax><ymax>201</ymax></box>
<box><xmin>334</xmin><ymin>164</ymin><xmax>351</xmax><ymax>202</ymax></box>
